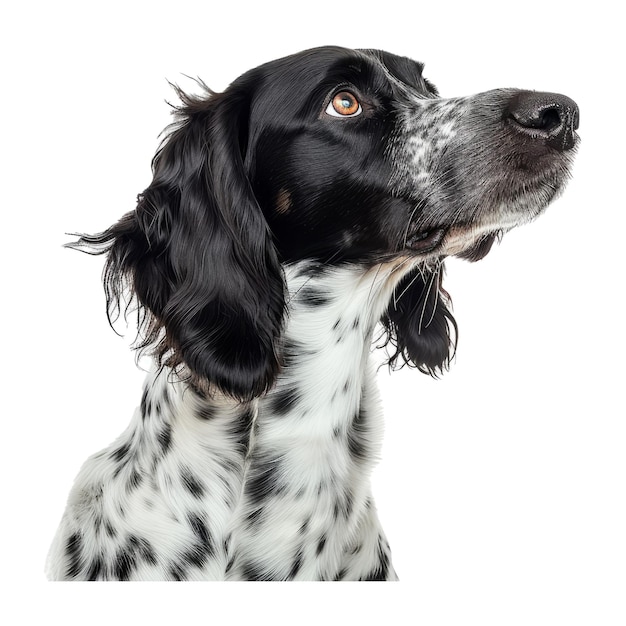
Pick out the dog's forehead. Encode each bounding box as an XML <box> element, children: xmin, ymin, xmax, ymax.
<box><xmin>253</xmin><ymin>46</ymin><xmax>425</xmax><ymax>91</ymax></box>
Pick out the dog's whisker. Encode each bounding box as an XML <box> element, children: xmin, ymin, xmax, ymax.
<box><xmin>417</xmin><ymin>263</ymin><xmax>438</xmax><ymax>335</ymax></box>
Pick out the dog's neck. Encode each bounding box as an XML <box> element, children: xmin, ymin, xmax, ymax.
<box><xmin>247</xmin><ymin>259</ymin><xmax>413</xmax><ymax>465</ymax></box>
<box><xmin>257</xmin><ymin>260</ymin><xmax>408</xmax><ymax>422</ymax></box>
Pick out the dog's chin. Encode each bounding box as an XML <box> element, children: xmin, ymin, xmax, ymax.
<box><xmin>441</xmin><ymin>227</ymin><xmax>504</xmax><ymax>262</ymax></box>
<box><xmin>454</xmin><ymin>231</ymin><xmax>501</xmax><ymax>261</ymax></box>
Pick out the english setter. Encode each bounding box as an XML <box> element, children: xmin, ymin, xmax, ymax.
<box><xmin>46</xmin><ymin>46</ymin><xmax>579</xmax><ymax>580</ymax></box>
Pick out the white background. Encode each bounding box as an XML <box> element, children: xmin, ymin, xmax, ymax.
<box><xmin>1</xmin><ymin>0</ymin><xmax>623</xmax><ymax>623</ymax></box>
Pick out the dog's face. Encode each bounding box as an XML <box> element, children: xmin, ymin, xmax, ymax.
<box><xmin>73</xmin><ymin>47</ymin><xmax>578</xmax><ymax>399</ymax></box>
<box><xmin>245</xmin><ymin>47</ymin><xmax>578</xmax><ymax>263</ymax></box>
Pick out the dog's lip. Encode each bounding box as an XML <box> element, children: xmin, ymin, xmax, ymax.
<box><xmin>405</xmin><ymin>227</ymin><xmax>447</xmax><ymax>253</ymax></box>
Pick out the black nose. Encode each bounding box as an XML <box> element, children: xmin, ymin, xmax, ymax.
<box><xmin>506</xmin><ymin>91</ymin><xmax>579</xmax><ymax>151</ymax></box>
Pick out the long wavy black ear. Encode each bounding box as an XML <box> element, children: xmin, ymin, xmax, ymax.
<box><xmin>381</xmin><ymin>263</ymin><xmax>457</xmax><ymax>375</ymax></box>
<box><xmin>69</xmin><ymin>82</ymin><xmax>285</xmax><ymax>400</ymax></box>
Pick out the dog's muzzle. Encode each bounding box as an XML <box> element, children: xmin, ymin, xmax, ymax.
<box><xmin>395</xmin><ymin>86</ymin><xmax>579</xmax><ymax>261</ymax></box>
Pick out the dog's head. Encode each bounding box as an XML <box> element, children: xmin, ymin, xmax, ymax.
<box><xmin>71</xmin><ymin>46</ymin><xmax>578</xmax><ymax>398</ymax></box>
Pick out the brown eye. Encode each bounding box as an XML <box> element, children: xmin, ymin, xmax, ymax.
<box><xmin>326</xmin><ymin>91</ymin><xmax>362</xmax><ymax>117</ymax></box>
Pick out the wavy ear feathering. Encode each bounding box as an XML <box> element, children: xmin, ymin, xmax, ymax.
<box><xmin>381</xmin><ymin>262</ymin><xmax>458</xmax><ymax>376</ymax></box>
<box><xmin>68</xmin><ymin>81</ymin><xmax>286</xmax><ymax>401</ymax></box>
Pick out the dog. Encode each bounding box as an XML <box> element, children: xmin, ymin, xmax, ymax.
<box><xmin>46</xmin><ymin>46</ymin><xmax>579</xmax><ymax>580</ymax></box>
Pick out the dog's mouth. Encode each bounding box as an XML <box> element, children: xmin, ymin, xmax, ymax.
<box><xmin>405</xmin><ymin>227</ymin><xmax>448</xmax><ymax>254</ymax></box>
<box><xmin>405</xmin><ymin>225</ymin><xmax>502</xmax><ymax>262</ymax></box>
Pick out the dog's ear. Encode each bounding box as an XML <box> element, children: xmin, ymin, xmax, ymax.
<box><xmin>69</xmin><ymin>82</ymin><xmax>285</xmax><ymax>401</ymax></box>
<box><xmin>381</xmin><ymin>264</ymin><xmax>457</xmax><ymax>375</ymax></box>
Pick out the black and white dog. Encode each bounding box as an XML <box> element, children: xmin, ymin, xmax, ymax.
<box><xmin>46</xmin><ymin>46</ymin><xmax>578</xmax><ymax>580</ymax></box>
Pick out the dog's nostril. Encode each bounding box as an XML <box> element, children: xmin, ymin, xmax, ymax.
<box><xmin>506</xmin><ymin>91</ymin><xmax>579</xmax><ymax>151</ymax></box>
<box><xmin>510</xmin><ymin>101</ymin><xmax>562</xmax><ymax>132</ymax></box>
<box><xmin>535</xmin><ymin>108</ymin><xmax>562</xmax><ymax>133</ymax></box>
